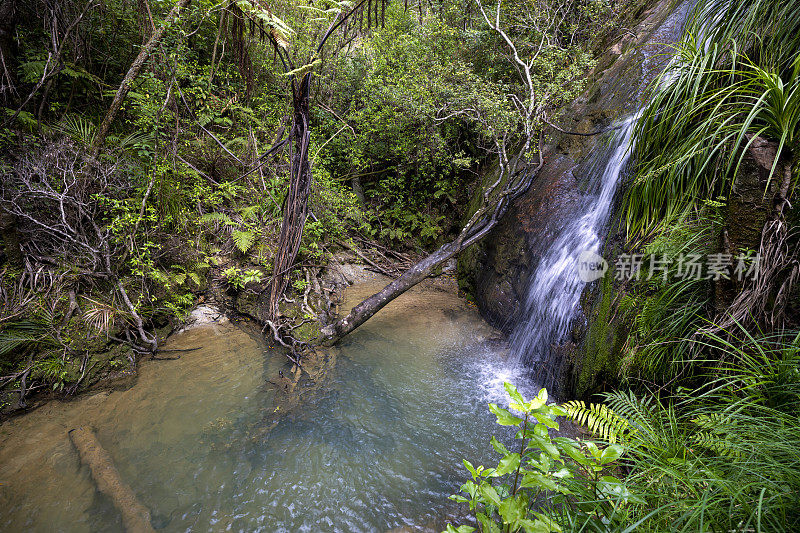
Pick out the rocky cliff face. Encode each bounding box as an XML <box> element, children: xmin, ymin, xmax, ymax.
<box><xmin>458</xmin><ymin>0</ymin><xmax>692</xmax><ymax>392</ymax></box>
<box><xmin>459</xmin><ymin>0</ymin><xmax>690</xmax><ymax>326</ymax></box>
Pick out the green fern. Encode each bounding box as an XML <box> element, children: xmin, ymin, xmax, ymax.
<box><xmin>232</xmin><ymin>229</ymin><xmax>256</xmax><ymax>253</ymax></box>
<box><xmin>239</xmin><ymin>205</ymin><xmax>260</xmax><ymax>221</ymax></box>
<box><xmin>199</xmin><ymin>212</ymin><xmax>237</xmax><ymax>227</ymax></box>
<box><xmin>562</xmin><ymin>400</ymin><xmax>630</xmax><ymax>443</ymax></box>
<box><xmin>690</xmin><ymin>413</ymin><xmax>743</xmax><ymax>458</ymax></box>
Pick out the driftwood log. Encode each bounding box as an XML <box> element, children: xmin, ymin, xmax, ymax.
<box><xmin>69</xmin><ymin>427</ymin><xmax>155</xmax><ymax>533</ymax></box>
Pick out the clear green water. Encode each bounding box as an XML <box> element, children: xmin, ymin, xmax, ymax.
<box><xmin>0</xmin><ymin>281</ymin><xmax>531</xmax><ymax>532</ymax></box>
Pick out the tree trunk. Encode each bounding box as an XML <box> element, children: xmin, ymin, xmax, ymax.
<box><xmin>260</xmin><ymin>72</ymin><xmax>313</xmax><ymax>321</ymax></box>
<box><xmin>91</xmin><ymin>0</ymin><xmax>191</xmax><ymax>156</ymax></box>
<box><xmin>0</xmin><ymin>0</ymin><xmax>17</xmax><ymax>105</ymax></box>
<box><xmin>69</xmin><ymin>427</ymin><xmax>156</xmax><ymax>533</ymax></box>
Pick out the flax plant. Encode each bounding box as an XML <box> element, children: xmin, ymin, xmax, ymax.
<box><xmin>625</xmin><ymin>0</ymin><xmax>800</xmax><ymax>237</ymax></box>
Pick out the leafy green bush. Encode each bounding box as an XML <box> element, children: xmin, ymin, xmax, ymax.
<box><xmin>446</xmin><ymin>383</ymin><xmax>640</xmax><ymax>533</ymax></box>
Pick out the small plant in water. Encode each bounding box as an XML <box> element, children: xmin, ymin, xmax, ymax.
<box><xmin>444</xmin><ymin>383</ymin><xmax>640</xmax><ymax>533</ymax></box>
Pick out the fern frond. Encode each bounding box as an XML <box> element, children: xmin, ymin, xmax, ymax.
<box><xmin>239</xmin><ymin>205</ymin><xmax>260</xmax><ymax>221</ymax></box>
<box><xmin>199</xmin><ymin>212</ymin><xmax>237</xmax><ymax>227</ymax></box>
<box><xmin>187</xmin><ymin>272</ymin><xmax>202</xmax><ymax>286</ymax></box>
<box><xmin>691</xmin><ymin>430</ymin><xmax>742</xmax><ymax>458</ymax></box>
<box><xmin>232</xmin><ymin>230</ymin><xmax>256</xmax><ymax>253</ymax></box>
<box><xmin>562</xmin><ymin>400</ymin><xmax>630</xmax><ymax>443</ymax></box>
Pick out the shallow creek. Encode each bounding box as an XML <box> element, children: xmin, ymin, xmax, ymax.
<box><xmin>0</xmin><ymin>279</ymin><xmax>533</xmax><ymax>532</ymax></box>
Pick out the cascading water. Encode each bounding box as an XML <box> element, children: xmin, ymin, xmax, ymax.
<box><xmin>507</xmin><ymin>114</ymin><xmax>639</xmax><ymax>375</ymax></box>
<box><xmin>502</xmin><ymin>1</ymin><xmax>694</xmax><ymax>385</ymax></box>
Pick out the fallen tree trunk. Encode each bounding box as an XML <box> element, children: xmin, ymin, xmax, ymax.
<box><xmin>90</xmin><ymin>0</ymin><xmax>191</xmax><ymax>156</ymax></box>
<box><xmin>320</xmin><ymin>140</ymin><xmax>544</xmax><ymax>346</ymax></box>
<box><xmin>319</xmin><ymin>239</ymin><xmax>464</xmax><ymax>345</ymax></box>
<box><xmin>69</xmin><ymin>427</ymin><xmax>155</xmax><ymax>533</ymax></box>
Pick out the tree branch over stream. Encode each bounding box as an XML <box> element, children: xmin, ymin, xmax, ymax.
<box><xmin>319</xmin><ymin>135</ymin><xmax>545</xmax><ymax>346</ymax></box>
<box><xmin>317</xmin><ymin>0</ymin><xmax>558</xmax><ymax>345</ymax></box>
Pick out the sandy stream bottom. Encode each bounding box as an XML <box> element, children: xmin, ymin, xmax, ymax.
<box><xmin>0</xmin><ymin>278</ymin><xmax>527</xmax><ymax>532</ymax></box>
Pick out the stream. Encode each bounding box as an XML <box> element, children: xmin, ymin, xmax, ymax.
<box><xmin>0</xmin><ymin>278</ymin><xmax>529</xmax><ymax>532</ymax></box>
<box><xmin>0</xmin><ymin>6</ymin><xmax>694</xmax><ymax>528</ymax></box>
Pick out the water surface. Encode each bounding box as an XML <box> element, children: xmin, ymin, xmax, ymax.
<box><xmin>0</xmin><ymin>279</ymin><xmax>527</xmax><ymax>532</ymax></box>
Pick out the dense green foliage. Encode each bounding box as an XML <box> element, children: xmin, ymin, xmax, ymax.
<box><xmin>627</xmin><ymin>0</ymin><xmax>800</xmax><ymax>235</ymax></box>
<box><xmin>450</xmin><ymin>327</ymin><xmax>800</xmax><ymax>532</ymax></box>
<box><xmin>450</xmin><ymin>0</ymin><xmax>800</xmax><ymax>531</ymax></box>
<box><xmin>5</xmin><ymin>0</ymin><xmax>798</xmax><ymax>530</ymax></box>
<box><xmin>446</xmin><ymin>384</ymin><xmax>637</xmax><ymax>533</ymax></box>
<box><xmin>615</xmin><ymin>0</ymin><xmax>800</xmax><ymax>383</ymax></box>
<box><xmin>0</xmin><ymin>0</ymin><xmax>615</xmax><ymax>403</ymax></box>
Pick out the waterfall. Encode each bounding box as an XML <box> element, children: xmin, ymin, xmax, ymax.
<box><xmin>508</xmin><ymin>114</ymin><xmax>639</xmax><ymax>372</ymax></box>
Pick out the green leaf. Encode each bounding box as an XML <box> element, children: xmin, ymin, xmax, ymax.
<box><xmin>445</xmin><ymin>525</ymin><xmax>475</xmax><ymax>533</ymax></box>
<box><xmin>597</xmin><ymin>476</ymin><xmax>645</xmax><ymax>504</ymax></box>
<box><xmin>532</xmin><ymin>512</ymin><xmax>563</xmax><ymax>532</ymax></box>
<box><xmin>537</xmin><ymin>388</ymin><xmax>548</xmax><ymax>403</ymax></box>
<box><xmin>476</xmin><ymin>513</ymin><xmax>501</xmax><ymax>533</ymax></box>
<box><xmin>460</xmin><ymin>480</ymin><xmax>478</xmax><ymax>499</ymax></box>
<box><xmin>584</xmin><ymin>441</ymin><xmax>602</xmax><ymax>462</ymax></box>
<box><xmin>599</xmin><ymin>444</ymin><xmax>623</xmax><ymax>465</ymax></box>
<box><xmin>499</xmin><ymin>496</ymin><xmax>526</xmax><ymax>525</ymax></box>
<box><xmin>556</xmin><ymin>439</ymin><xmax>591</xmax><ymax>466</ymax></box>
<box><xmin>463</xmin><ymin>459</ymin><xmax>478</xmax><ymax>478</ymax></box>
<box><xmin>530</xmin><ymin>434</ymin><xmax>560</xmax><ymax>459</ymax></box>
<box><xmin>504</xmin><ymin>382</ymin><xmax>525</xmax><ymax>405</ymax></box>
<box><xmin>552</xmin><ymin>468</ymin><xmax>572</xmax><ymax>479</ymax></box>
<box><xmin>520</xmin><ymin>471</ymin><xmax>557</xmax><ymax>491</ymax></box>
<box><xmin>489</xmin><ymin>403</ymin><xmax>523</xmax><ymax>426</ymax></box>
<box><xmin>495</xmin><ymin>453</ymin><xmax>521</xmax><ymax>476</ymax></box>
<box><xmin>479</xmin><ymin>485</ymin><xmax>502</xmax><ymax>508</ymax></box>
<box><xmin>533</xmin><ymin>413</ymin><xmax>559</xmax><ymax>430</ymax></box>
<box><xmin>491</xmin><ymin>436</ymin><xmax>511</xmax><ymax>456</ymax></box>
<box><xmin>519</xmin><ymin>518</ymin><xmax>555</xmax><ymax>533</ymax></box>
<box><xmin>199</xmin><ymin>212</ymin><xmax>236</xmax><ymax>227</ymax></box>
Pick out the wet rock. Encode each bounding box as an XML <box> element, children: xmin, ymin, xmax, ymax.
<box><xmin>459</xmin><ymin>0</ymin><xmax>689</xmax><ymax>335</ymax></box>
<box><xmin>321</xmin><ymin>251</ymin><xmax>381</xmax><ymax>288</ymax></box>
<box><xmin>177</xmin><ymin>304</ymin><xmax>228</xmax><ymax>333</ymax></box>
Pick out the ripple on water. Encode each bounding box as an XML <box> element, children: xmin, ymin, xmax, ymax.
<box><xmin>0</xmin><ymin>279</ymin><xmax>523</xmax><ymax>532</ymax></box>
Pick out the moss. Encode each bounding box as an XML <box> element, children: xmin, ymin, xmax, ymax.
<box><xmin>576</xmin><ymin>273</ymin><xmax>628</xmax><ymax>397</ymax></box>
